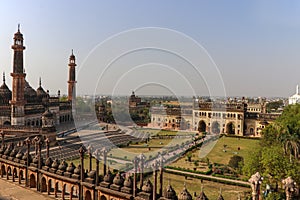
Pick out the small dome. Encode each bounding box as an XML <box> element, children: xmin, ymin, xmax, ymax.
<box><xmin>74</xmin><ymin>165</ymin><xmax>81</xmax><ymax>175</ymax></box>
<box><xmin>0</xmin><ymin>147</ymin><xmax>6</xmax><ymax>154</ymax></box>
<box><xmin>14</xmin><ymin>26</ymin><xmax>23</xmax><ymax>39</ymax></box>
<box><xmin>178</xmin><ymin>187</ymin><xmax>192</xmax><ymax>200</ymax></box>
<box><xmin>66</xmin><ymin>162</ymin><xmax>75</xmax><ymax>173</ymax></box>
<box><xmin>142</xmin><ymin>179</ymin><xmax>153</xmax><ymax>193</ymax></box>
<box><xmin>164</xmin><ymin>184</ymin><xmax>177</xmax><ymax>200</ymax></box>
<box><xmin>33</xmin><ymin>155</ymin><xmax>39</xmax><ymax>164</ymax></box>
<box><xmin>58</xmin><ymin>160</ymin><xmax>68</xmax><ymax>171</ymax></box>
<box><xmin>87</xmin><ymin>170</ymin><xmax>96</xmax><ymax>179</ymax></box>
<box><xmin>24</xmin><ymin>81</ymin><xmax>37</xmax><ymax>102</ymax></box>
<box><xmin>113</xmin><ymin>173</ymin><xmax>124</xmax><ymax>186</ymax></box>
<box><xmin>4</xmin><ymin>148</ymin><xmax>11</xmax><ymax>156</ymax></box>
<box><xmin>196</xmin><ymin>192</ymin><xmax>208</xmax><ymax>200</ymax></box>
<box><xmin>37</xmin><ymin>86</ymin><xmax>47</xmax><ymax>96</ymax></box>
<box><xmin>51</xmin><ymin>159</ymin><xmax>60</xmax><ymax>169</ymax></box>
<box><xmin>45</xmin><ymin>157</ymin><xmax>53</xmax><ymax>167</ymax></box>
<box><xmin>103</xmin><ymin>170</ymin><xmax>113</xmax><ymax>183</ymax></box>
<box><xmin>0</xmin><ymin>79</ymin><xmax>11</xmax><ymax>105</ymax></box>
<box><xmin>36</xmin><ymin>78</ymin><xmax>48</xmax><ymax>97</ymax></box>
<box><xmin>22</xmin><ymin>152</ymin><xmax>32</xmax><ymax>162</ymax></box>
<box><xmin>123</xmin><ymin>176</ymin><xmax>133</xmax><ymax>188</ymax></box>
<box><xmin>9</xmin><ymin>148</ymin><xmax>18</xmax><ymax>157</ymax></box>
<box><xmin>16</xmin><ymin>150</ymin><xmax>24</xmax><ymax>159</ymax></box>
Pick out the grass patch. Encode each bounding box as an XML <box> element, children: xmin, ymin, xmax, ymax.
<box><xmin>204</xmin><ymin>136</ymin><xmax>260</xmax><ymax>165</ymax></box>
<box><xmin>169</xmin><ymin>136</ymin><xmax>259</xmax><ymax>171</ymax></box>
<box><xmin>147</xmin><ymin>172</ymin><xmax>250</xmax><ymax>199</ymax></box>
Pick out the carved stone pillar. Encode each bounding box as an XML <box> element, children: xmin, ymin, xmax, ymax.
<box><xmin>282</xmin><ymin>177</ymin><xmax>297</xmax><ymax>200</ymax></box>
<box><xmin>139</xmin><ymin>153</ymin><xmax>146</xmax><ymax>189</ymax></box>
<box><xmin>248</xmin><ymin>172</ymin><xmax>263</xmax><ymax>200</ymax></box>
<box><xmin>133</xmin><ymin>156</ymin><xmax>138</xmax><ymax>197</ymax></box>
<box><xmin>79</xmin><ymin>146</ymin><xmax>85</xmax><ymax>200</ymax></box>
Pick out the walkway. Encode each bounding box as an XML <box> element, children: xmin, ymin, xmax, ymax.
<box><xmin>0</xmin><ymin>179</ymin><xmax>54</xmax><ymax>200</ymax></box>
<box><xmin>165</xmin><ymin>168</ymin><xmax>250</xmax><ymax>187</ymax></box>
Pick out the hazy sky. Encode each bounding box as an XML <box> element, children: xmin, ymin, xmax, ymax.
<box><xmin>0</xmin><ymin>1</ymin><xmax>300</xmax><ymax>97</ymax></box>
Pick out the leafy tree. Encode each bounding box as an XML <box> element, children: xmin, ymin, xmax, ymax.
<box><xmin>242</xmin><ymin>149</ymin><xmax>262</xmax><ymax>177</ymax></box>
<box><xmin>243</xmin><ymin>104</ymin><xmax>300</xmax><ymax>186</ymax></box>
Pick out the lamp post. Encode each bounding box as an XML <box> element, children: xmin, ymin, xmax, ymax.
<box><xmin>87</xmin><ymin>145</ymin><xmax>93</xmax><ymax>172</ymax></box>
<box><xmin>37</xmin><ymin>137</ymin><xmax>42</xmax><ymax>192</ymax></box>
<box><xmin>102</xmin><ymin>147</ymin><xmax>108</xmax><ymax>176</ymax></box>
<box><xmin>94</xmin><ymin>148</ymin><xmax>101</xmax><ymax>199</ymax></box>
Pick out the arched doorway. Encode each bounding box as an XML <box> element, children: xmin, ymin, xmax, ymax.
<box><xmin>48</xmin><ymin>179</ymin><xmax>52</xmax><ymax>195</ymax></box>
<box><xmin>250</xmin><ymin>128</ymin><xmax>254</xmax><ymax>135</ymax></box>
<box><xmin>100</xmin><ymin>195</ymin><xmax>107</xmax><ymax>200</ymax></box>
<box><xmin>29</xmin><ymin>174</ymin><xmax>36</xmax><ymax>188</ymax></box>
<box><xmin>226</xmin><ymin>122</ymin><xmax>235</xmax><ymax>134</ymax></box>
<box><xmin>198</xmin><ymin>120</ymin><xmax>206</xmax><ymax>133</ymax></box>
<box><xmin>7</xmin><ymin>166</ymin><xmax>11</xmax><ymax>180</ymax></box>
<box><xmin>19</xmin><ymin>170</ymin><xmax>23</xmax><ymax>184</ymax></box>
<box><xmin>1</xmin><ymin>165</ymin><xmax>5</xmax><ymax>178</ymax></box>
<box><xmin>12</xmin><ymin>168</ymin><xmax>17</xmax><ymax>182</ymax></box>
<box><xmin>3</xmin><ymin>121</ymin><xmax>10</xmax><ymax>125</ymax></box>
<box><xmin>85</xmin><ymin>190</ymin><xmax>92</xmax><ymax>200</ymax></box>
<box><xmin>41</xmin><ymin>177</ymin><xmax>47</xmax><ymax>192</ymax></box>
<box><xmin>211</xmin><ymin>121</ymin><xmax>220</xmax><ymax>134</ymax></box>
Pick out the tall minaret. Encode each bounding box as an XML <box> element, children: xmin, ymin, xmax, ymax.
<box><xmin>68</xmin><ymin>50</ymin><xmax>77</xmax><ymax>101</ymax></box>
<box><xmin>10</xmin><ymin>24</ymin><xmax>26</xmax><ymax>125</ymax></box>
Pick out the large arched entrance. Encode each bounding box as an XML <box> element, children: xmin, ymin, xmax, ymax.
<box><xmin>198</xmin><ymin>120</ymin><xmax>206</xmax><ymax>133</ymax></box>
<box><xmin>85</xmin><ymin>190</ymin><xmax>92</xmax><ymax>200</ymax></box>
<box><xmin>211</xmin><ymin>121</ymin><xmax>220</xmax><ymax>134</ymax></box>
<box><xmin>29</xmin><ymin>174</ymin><xmax>36</xmax><ymax>188</ymax></box>
<box><xmin>226</xmin><ymin>122</ymin><xmax>235</xmax><ymax>134</ymax></box>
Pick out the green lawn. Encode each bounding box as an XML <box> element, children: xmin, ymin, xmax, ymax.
<box><xmin>169</xmin><ymin>136</ymin><xmax>260</xmax><ymax>171</ymax></box>
<box><xmin>204</xmin><ymin>137</ymin><xmax>260</xmax><ymax>165</ymax></box>
<box><xmin>148</xmin><ymin>172</ymin><xmax>250</xmax><ymax>199</ymax></box>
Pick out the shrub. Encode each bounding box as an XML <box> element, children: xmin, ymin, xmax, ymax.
<box><xmin>228</xmin><ymin>155</ymin><xmax>244</xmax><ymax>169</ymax></box>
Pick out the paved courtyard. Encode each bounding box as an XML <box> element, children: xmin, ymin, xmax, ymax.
<box><xmin>0</xmin><ymin>179</ymin><xmax>54</xmax><ymax>200</ymax></box>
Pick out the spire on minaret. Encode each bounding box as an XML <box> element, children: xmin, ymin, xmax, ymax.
<box><xmin>296</xmin><ymin>85</ymin><xmax>299</xmax><ymax>95</ymax></box>
<box><xmin>18</xmin><ymin>24</ymin><xmax>20</xmax><ymax>32</ymax></box>
<box><xmin>71</xmin><ymin>49</ymin><xmax>74</xmax><ymax>55</ymax></box>
<box><xmin>3</xmin><ymin>72</ymin><xmax>5</xmax><ymax>83</ymax></box>
<box><xmin>39</xmin><ymin>77</ymin><xmax>41</xmax><ymax>87</ymax></box>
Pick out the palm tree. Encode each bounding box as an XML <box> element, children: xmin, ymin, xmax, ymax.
<box><xmin>280</xmin><ymin>125</ymin><xmax>300</xmax><ymax>162</ymax></box>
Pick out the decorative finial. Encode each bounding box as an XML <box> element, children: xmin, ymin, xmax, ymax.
<box><xmin>18</xmin><ymin>24</ymin><xmax>20</xmax><ymax>32</ymax></box>
<box><xmin>3</xmin><ymin>72</ymin><xmax>5</xmax><ymax>83</ymax></box>
<box><xmin>39</xmin><ymin>77</ymin><xmax>41</xmax><ymax>87</ymax></box>
<box><xmin>71</xmin><ymin>49</ymin><xmax>74</xmax><ymax>55</ymax></box>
